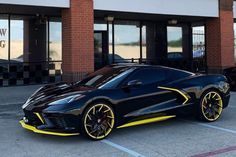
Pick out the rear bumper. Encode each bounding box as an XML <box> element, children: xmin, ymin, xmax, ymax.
<box><xmin>223</xmin><ymin>93</ymin><xmax>230</xmax><ymax>108</ymax></box>
<box><xmin>19</xmin><ymin>120</ymin><xmax>79</xmax><ymax>136</ymax></box>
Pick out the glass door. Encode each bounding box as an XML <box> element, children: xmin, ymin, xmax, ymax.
<box><xmin>94</xmin><ymin>31</ymin><xmax>108</xmax><ymax>70</ymax></box>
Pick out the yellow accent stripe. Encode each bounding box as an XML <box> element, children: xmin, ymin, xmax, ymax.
<box><xmin>158</xmin><ymin>86</ymin><xmax>189</xmax><ymax>104</ymax></box>
<box><xmin>117</xmin><ymin>115</ymin><xmax>176</xmax><ymax>129</ymax></box>
<box><xmin>34</xmin><ymin>113</ymin><xmax>44</xmax><ymax>124</ymax></box>
<box><xmin>19</xmin><ymin>120</ymin><xmax>79</xmax><ymax>136</ymax></box>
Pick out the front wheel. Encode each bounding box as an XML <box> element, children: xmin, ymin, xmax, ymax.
<box><xmin>197</xmin><ymin>90</ymin><xmax>223</xmax><ymax>122</ymax></box>
<box><xmin>81</xmin><ymin>103</ymin><xmax>115</xmax><ymax>140</ymax></box>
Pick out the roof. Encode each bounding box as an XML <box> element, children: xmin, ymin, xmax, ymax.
<box><xmin>111</xmin><ymin>63</ymin><xmax>195</xmax><ymax>75</ymax></box>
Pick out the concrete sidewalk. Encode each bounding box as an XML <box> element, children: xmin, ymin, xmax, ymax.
<box><xmin>0</xmin><ymin>85</ymin><xmax>43</xmax><ymax>105</ymax></box>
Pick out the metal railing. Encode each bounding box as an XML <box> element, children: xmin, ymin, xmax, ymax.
<box><xmin>113</xmin><ymin>58</ymin><xmax>206</xmax><ymax>73</ymax></box>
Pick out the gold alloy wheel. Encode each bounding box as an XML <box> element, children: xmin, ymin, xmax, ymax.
<box><xmin>201</xmin><ymin>91</ymin><xmax>223</xmax><ymax>121</ymax></box>
<box><xmin>84</xmin><ymin>104</ymin><xmax>115</xmax><ymax>140</ymax></box>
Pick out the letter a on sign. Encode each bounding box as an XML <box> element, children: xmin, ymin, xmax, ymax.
<box><xmin>0</xmin><ymin>29</ymin><xmax>7</xmax><ymax>36</ymax></box>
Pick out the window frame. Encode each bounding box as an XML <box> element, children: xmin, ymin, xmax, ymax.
<box><xmin>120</xmin><ymin>67</ymin><xmax>167</xmax><ymax>87</ymax></box>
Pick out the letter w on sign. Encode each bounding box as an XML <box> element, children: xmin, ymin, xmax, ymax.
<box><xmin>0</xmin><ymin>29</ymin><xmax>7</xmax><ymax>36</ymax></box>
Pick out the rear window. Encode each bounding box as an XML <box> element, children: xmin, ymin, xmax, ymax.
<box><xmin>165</xmin><ymin>68</ymin><xmax>193</xmax><ymax>81</ymax></box>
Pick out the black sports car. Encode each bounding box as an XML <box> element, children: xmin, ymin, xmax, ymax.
<box><xmin>223</xmin><ymin>67</ymin><xmax>236</xmax><ymax>90</ymax></box>
<box><xmin>20</xmin><ymin>64</ymin><xmax>230</xmax><ymax>140</ymax></box>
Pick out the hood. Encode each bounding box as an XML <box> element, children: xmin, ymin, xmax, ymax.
<box><xmin>23</xmin><ymin>82</ymin><xmax>94</xmax><ymax>110</ymax></box>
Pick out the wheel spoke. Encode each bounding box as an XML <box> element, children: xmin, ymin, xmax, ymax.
<box><xmin>212</xmin><ymin>93</ymin><xmax>217</xmax><ymax>98</ymax></box>
<box><xmin>86</xmin><ymin>124</ymin><xmax>92</xmax><ymax>127</ymax></box>
<box><xmin>104</xmin><ymin>109</ymin><xmax>110</xmax><ymax>113</ymax></box>
<box><xmin>87</xmin><ymin>114</ymin><xmax>92</xmax><ymax>120</ymax></box>
<box><xmin>213</xmin><ymin>107</ymin><xmax>220</xmax><ymax>115</ymax></box>
<box><xmin>107</xmin><ymin>122</ymin><xmax>112</xmax><ymax>128</ymax></box>
<box><xmin>107</xmin><ymin>115</ymin><xmax>114</xmax><ymax>119</ymax></box>
<box><xmin>99</xmin><ymin>105</ymin><xmax>104</xmax><ymax>112</ymax></box>
<box><xmin>208</xmin><ymin>93</ymin><xmax>211</xmax><ymax>99</ymax></box>
<box><xmin>204</xmin><ymin>109</ymin><xmax>210</xmax><ymax>116</ymax></box>
<box><xmin>92</xmin><ymin>107</ymin><xmax>96</xmax><ymax>115</ymax></box>
<box><xmin>215</xmin><ymin>103</ymin><xmax>222</xmax><ymax>108</ymax></box>
<box><xmin>211</xmin><ymin>109</ymin><xmax>216</xmax><ymax>117</ymax></box>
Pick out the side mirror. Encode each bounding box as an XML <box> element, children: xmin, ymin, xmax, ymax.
<box><xmin>126</xmin><ymin>80</ymin><xmax>142</xmax><ymax>88</ymax></box>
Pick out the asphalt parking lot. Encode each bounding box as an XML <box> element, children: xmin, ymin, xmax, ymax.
<box><xmin>0</xmin><ymin>85</ymin><xmax>236</xmax><ymax>157</ymax></box>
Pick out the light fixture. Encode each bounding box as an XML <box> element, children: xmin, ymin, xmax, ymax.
<box><xmin>104</xmin><ymin>16</ymin><xmax>114</xmax><ymax>22</ymax></box>
<box><xmin>168</xmin><ymin>19</ymin><xmax>178</xmax><ymax>25</ymax></box>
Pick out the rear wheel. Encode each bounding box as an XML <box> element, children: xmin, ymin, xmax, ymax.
<box><xmin>197</xmin><ymin>90</ymin><xmax>223</xmax><ymax>122</ymax></box>
<box><xmin>81</xmin><ymin>103</ymin><xmax>115</xmax><ymax>140</ymax></box>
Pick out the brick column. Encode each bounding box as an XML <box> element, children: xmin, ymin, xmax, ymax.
<box><xmin>206</xmin><ymin>0</ymin><xmax>234</xmax><ymax>73</ymax></box>
<box><xmin>61</xmin><ymin>0</ymin><xmax>94</xmax><ymax>82</ymax></box>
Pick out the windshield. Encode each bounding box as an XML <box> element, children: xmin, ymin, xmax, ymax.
<box><xmin>75</xmin><ymin>66</ymin><xmax>134</xmax><ymax>89</ymax></box>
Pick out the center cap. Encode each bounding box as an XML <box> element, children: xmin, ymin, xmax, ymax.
<box><xmin>97</xmin><ymin>119</ymin><xmax>101</xmax><ymax>123</ymax></box>
<box><xmin>209</xmin><ymin>104</ymin><xmax>212</xmax><ymax>107</ymax></box>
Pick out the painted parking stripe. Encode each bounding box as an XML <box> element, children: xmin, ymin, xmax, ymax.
<box><xmin>190</xmin><ymin>146</ymin><xmax>236</xmax><ymax>157</ymax></box>
<box><xmin>0</xmin><ymin>102</ymin><xmax>24</xmax><ymax>106</ymax></box>
<box><xmin>101</xmin><ymin>140</ymin><xmax>146</xmax><ymax>157</ymax></box>
<box><xmin>184</xmin><ymin>120</ymin><xmax>236</xmax><ymax>134</ymax></box>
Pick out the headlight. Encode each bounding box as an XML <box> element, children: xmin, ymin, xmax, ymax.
<box><xmin>49</xmin><ymin>94</ymin><xmax>85</xmax><ymax>105</ymax></box>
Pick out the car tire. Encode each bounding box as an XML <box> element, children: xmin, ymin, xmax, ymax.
<box><xmin>81</xmin><ymin>103</ymin><xmax>115</xmax><ymax>140</ymax></box>
<box><xmin>197</xmin><ymin>90</ymin><xmax>223</xmax><ymax>122</ymax></box>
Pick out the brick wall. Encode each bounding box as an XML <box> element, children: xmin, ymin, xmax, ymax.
<box><xmin>61</xmin><ymin>0</ymin><xmax>94</xmax><ymax>82</ymax></box>
<box><xmin>206</xmin><ymin>0</ymin><xmax>234</xmax><ymax>73</ymax></box>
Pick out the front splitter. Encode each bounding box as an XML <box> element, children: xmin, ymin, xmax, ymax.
<box><xmin>19</xmin><ymin>120</ymin><xmax>80</xmax><ymax>137</ymax></box>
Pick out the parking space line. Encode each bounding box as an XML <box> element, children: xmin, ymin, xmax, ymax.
<box><xmin>101</xmin><ymin>139</ymin><xmax>146</xmax><ymax>157</ymax></box>
<box><xmin>195</xmin><ymin>123</ymin><xmax>236</xmax><ymax>134</ymax></box>
<box><xmin>0</xmin><ymin>102</ymin><xmax>24</xmax><ymax>106</ymax></box>
<box><xmin>183</xmin><ymin>120</ymin><xmax>236</xmax><ymax>134</ymax></box>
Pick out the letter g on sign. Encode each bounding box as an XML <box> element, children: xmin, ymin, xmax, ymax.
<box><xmin>0</xmin><ymin>40</ymin><xmax>6</xmax><ymax>48</ymax></box>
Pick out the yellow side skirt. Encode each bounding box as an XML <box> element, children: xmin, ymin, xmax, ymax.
<box><xmin>19</xmin><ymin>120</ymin><xmax>80</xmax><ymax>136</ymax></box>
<box><xmin>117</xmin><ymin>115</ymin><xmax>176</xmax><ymax>129</ymax></box>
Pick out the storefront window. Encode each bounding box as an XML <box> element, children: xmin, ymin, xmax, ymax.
<box><xmin>94</xmin><ymin>23</ymin><xmax>107</xmax><ymax>31</ymax></box>
<box><xmin>142</xmin><ymin>25</ymin><xmax>147</xmax><ymax>60</ymax></box>
<box><xmin>234</xmin><ymin>23</ymin><xmax>236</xmax><ymax>63</ymax></box>
<box><xmin>49</xmin><ymin>21</ymin><xmax>62</xmax><ymax>61</ymax></box>
<box><xmin>0</xmin><ymin>15</ymin><xmax>9</xmax><ymax>63</ymax></box>
<box><xmin>10</xmin><ymin>18</ymin><xmax>23</xmax><ymax>63</ymax></box>
<box><xmin>114</xmin><ymin>21</ymin><xmax>140</xmax><ymax>63</ymax></box>
<box><xmin>192</xmin><ymin>26</ymin><xmax>205</xmax><ymax>59</ymax></box>
<box><xmin>108</xmin><ymin>23</ymin><xmax>113</xmax><ymax>63</ymax></box>
<box><xmin>167</xmin><ymin>26</ymin><xmax>183</xmax><ymax>60</ymax></box>
<box><xmin>94</xmin><ymin>20</ymin><xmax>147</xmax><ymax>65</ymax></box>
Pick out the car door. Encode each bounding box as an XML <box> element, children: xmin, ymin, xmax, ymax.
<box><xmin>116</xmin><ymin>68</ymin><xmax>177</xmax><ymax>118</ymax></box>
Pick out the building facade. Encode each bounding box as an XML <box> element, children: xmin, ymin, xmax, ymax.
<box><xmin>0</xmin><ymin>0</ymin><xmax>235</xmax><ymax>86</ymax></box>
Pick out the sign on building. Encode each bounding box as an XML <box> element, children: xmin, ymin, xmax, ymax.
<box><xmin>0</xmin><ymin>28</ymin><xmax>7</xmax><ymax>48</ymax></box>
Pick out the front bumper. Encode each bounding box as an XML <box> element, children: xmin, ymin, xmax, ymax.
<box><xmin>20</xmin><ymin>111</ymin><xmax>80</xmax><ymax>136</ymax></box>
<box><xmin>19</xmin><ymin>120</ymin><xmax>79</xmax><ymax>136</ymax></box>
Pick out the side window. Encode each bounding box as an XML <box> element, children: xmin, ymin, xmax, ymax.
<box><xmin>127</xmin><ymin>68</ymin><xmax>166</xmax><ymax>85</ymax></box>
<box><xmin>165</xmin><ymin>69</ymin><xmax>192</xmax><ymax>81</ymax></box>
